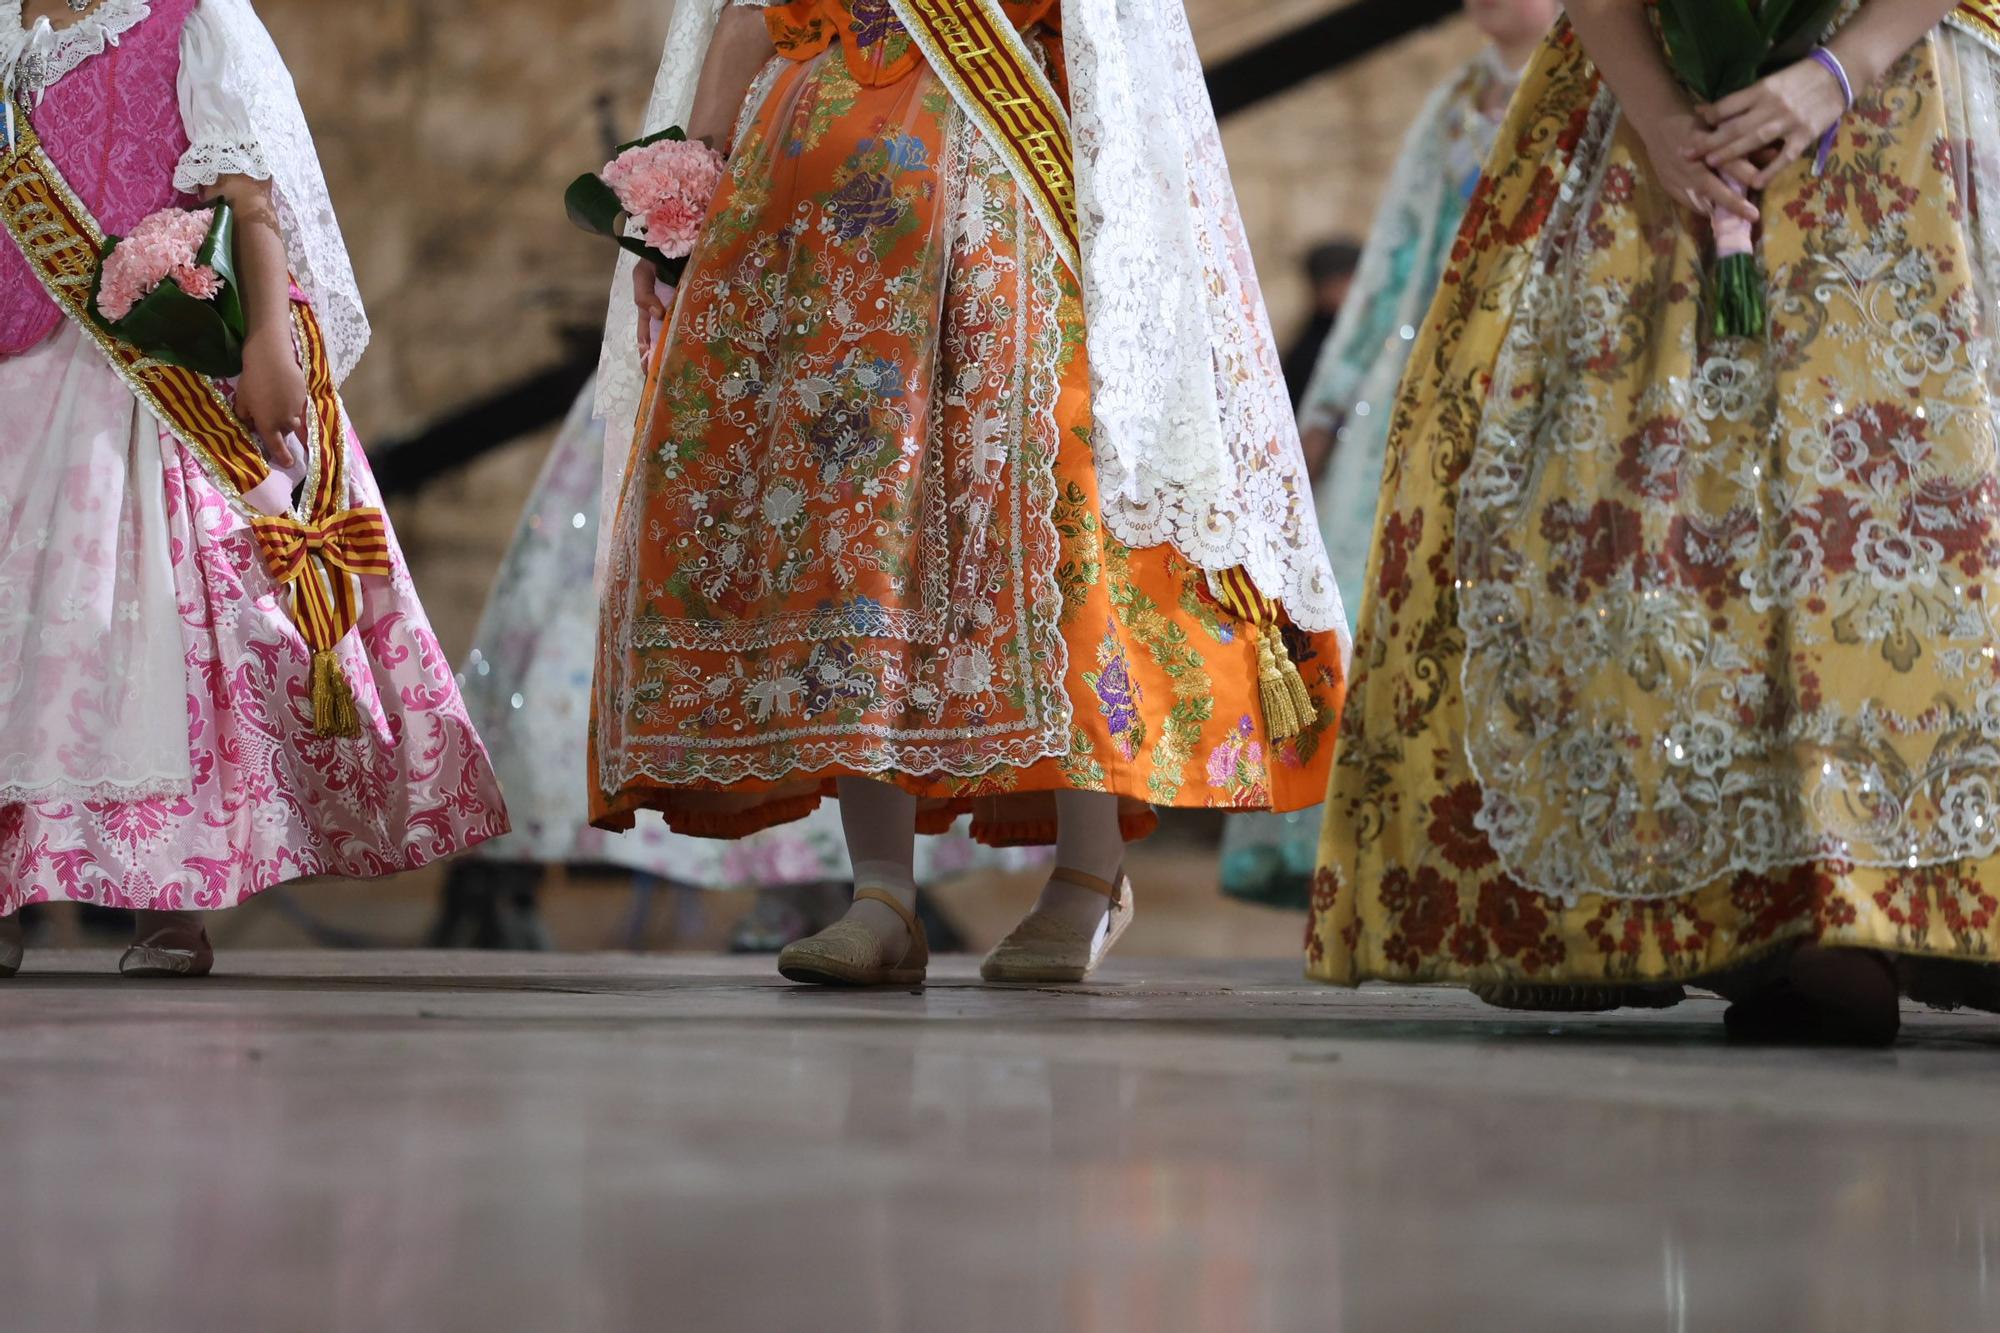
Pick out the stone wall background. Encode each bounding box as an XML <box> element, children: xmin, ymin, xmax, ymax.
<box><xmin>259</xmin><ymin>0</ymin><xmax>1483</xmax><ymax>657</ymax></box>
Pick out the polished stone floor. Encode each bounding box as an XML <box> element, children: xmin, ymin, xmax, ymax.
<box><xmin>4</xmin><ymin>953</ymin><xmax>1999</xmax><ymax>1332</ymax></box>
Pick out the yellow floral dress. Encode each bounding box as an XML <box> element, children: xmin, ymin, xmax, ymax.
<box><xmin>591</xmin><ymin>0</ymin><xmax>1345</xmax><ymax>846</ymax></box>
<box><xmin>1311</xmin><ymin>17</ymin><xmax>2000</xmax><ymax>1009</ymax></box>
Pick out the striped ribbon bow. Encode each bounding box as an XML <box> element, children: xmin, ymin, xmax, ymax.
<box><xmin>250</xmin><ymin>508</ymin><xmax>394</xmax><ymax>584</ymax></box>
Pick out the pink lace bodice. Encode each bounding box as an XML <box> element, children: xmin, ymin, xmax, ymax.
<box><xmin>0</xmin><ymin>0</ymin><xmax>201</xmax><ymax>357</ymax></box>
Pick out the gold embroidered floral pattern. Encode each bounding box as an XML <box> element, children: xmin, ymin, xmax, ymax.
<box><xmin>1310</xmin><ymin>24</ymin><xmax>2000</xmax><ymax>991</ymax></box>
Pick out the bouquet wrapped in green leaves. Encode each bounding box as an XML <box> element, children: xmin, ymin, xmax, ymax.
<box><xmin>565</xmin><ymin>126</ymin><xmax>727</xmax><ymax>284</ymax></box>
<box><xmin>88</xmin><ymin>198</ymin><xmax>246</xmax><ymax>377</ymax></box>
<box><xmin>1653</xmin><ymin>0</ymin><xmax>1847</xmax><ymax>337</ymax></box>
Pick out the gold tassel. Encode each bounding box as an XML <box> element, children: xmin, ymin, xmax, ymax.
<box><xmin>309</xmin><ymin>648</ymin><xmax>362</xmax><ymax>738</ymax></box>
<box><xmin>1255</xmin><ymin>630</ymin><xmax>1303</xmax><ymax>741</ymax></box>
<box><xmin>1283</xmin><ymin>652</ymin><xmax>1317</xmax><ymax>729</ymax></box>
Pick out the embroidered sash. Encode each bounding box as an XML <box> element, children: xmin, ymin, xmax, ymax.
<box><xmin>887</xmin><ymin>0</ymin><xmax>1079</xmax><ymax>274</ymax></box>
<box><xmin>0</xmin><ymin>112</ymin><xmax>388</xmax><ymax>737</ymax></box>
<box><xmin>1949</xmin><ymin>0</ymin><xmax>2000</xmax><ymax>54</ymax></box>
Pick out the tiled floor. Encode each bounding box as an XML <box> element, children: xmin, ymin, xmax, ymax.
<box><xmin>5</xmin><ymin>953</ymin><xmax>1999</xmax><ymax>1332</ymax></box>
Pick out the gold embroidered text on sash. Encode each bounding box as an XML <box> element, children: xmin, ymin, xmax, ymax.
<box><xmin>889</xmin><ymin>0</ymin><xmax>1080</xmax><ymax>273</ymax></box>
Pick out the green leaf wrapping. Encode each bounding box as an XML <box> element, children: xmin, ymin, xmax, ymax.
<box><xmin>563</xmin><ymin>124</ymin><xmax>696</xmax><ymax>284</ymax></box>
<box><xmin>87</xmin><ymin>199</ymin><xmax>248</xmax><ymax>378</ymax></box>
<box><xmin>1764</xmin><ymin>0</ymin><xmax>1848</xmax><ymax>67</ymax></box>
<box><xmin>1656</xmin><ymin>0</ymin><xmax>1768</xmax><ymax>98</ymax></box>
<box><xmin>1654</xmin><ymin>0</ymin><xmax>1848</xmax><ymax>343</ymax></box>
<box><xmin>1712</xmin><ymin>253</ymin><xmax>1767</xmax><ymax>339</ymax></box>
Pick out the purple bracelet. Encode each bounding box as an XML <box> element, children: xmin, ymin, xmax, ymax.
<box><xmin>1809</xmin><ymin>46</ymin><xmax>1853</xmax><ymax>177</ymax></box>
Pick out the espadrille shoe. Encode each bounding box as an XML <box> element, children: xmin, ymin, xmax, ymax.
<box><xmin>777</xmin><ymin>887</ymin><xmax>930</xmax><ymax>987</ymax></box>
<box><xmin>119</xmin><ymin>924</ymin><xmax>214</xmax><ymax>979</ymax></box>
<box><xmin>0</xmin><ymin>915</ymin><xmax>22</xmax><ymax>979</ymax></box>
<box><xmin>980</xmin><ymin>868</ymin><xmax>1134</xmax><ymax>984</ymax></box>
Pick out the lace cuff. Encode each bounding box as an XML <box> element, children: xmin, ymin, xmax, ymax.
<box><xmin>171</xmin><ymin>0</ymin><xmax>370</xmax><ymax>382</ymax></box>
<box><xmin>173</xmin><ymin>139</ymin><xmax>274</xmax><ymax>192</ymax></box>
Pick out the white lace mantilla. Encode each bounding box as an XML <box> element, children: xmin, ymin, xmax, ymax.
<box><xmin>1063</xmin><ymin>0</ymin><xmax>1341</xmax><ymax>633</ymax></box>
<box><xmin>2</xmin><ymin>0</ymin><xmax>371</xmax><ymax>383</ymax></box>
<box><xmin>597</xmin><ymin>0</ymin><xmax>1346</xmax><ymax>635</ymax></box>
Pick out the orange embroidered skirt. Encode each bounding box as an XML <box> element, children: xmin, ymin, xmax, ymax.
<box><xmin>590</xmin><ymin>0</ymin><xmax>1345</xmax><ymax>845</ymax></box>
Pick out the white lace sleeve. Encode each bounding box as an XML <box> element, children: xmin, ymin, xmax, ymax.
<box><xmin>1065</xmin><ymin>0</ymin><xmax>1344</xmax><ymax>635</ymax></box>
<box><xmin>174</xmin><ymin>0</ymin><xmax>369</xmax><ymax>382</ymax></box>
<box><xmin>594</xmin><ymin>0</ymin><xmax>729</xmax><ymax>586</ymax></box>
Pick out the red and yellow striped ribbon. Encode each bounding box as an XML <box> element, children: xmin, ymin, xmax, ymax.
<box><xmin>1</xmin><ymin>114</ymin><xmax>381</xmax><ymax>736</ymax></box>
<box><xmin>889</xmin><ymin>0</ymin><xmax>1079</xmax><ymax>272</ymax></box>
<box><xmin>1949</xmin><ymin>0</ymin><xmax>2000</xmax><ymax>52</ymax></box>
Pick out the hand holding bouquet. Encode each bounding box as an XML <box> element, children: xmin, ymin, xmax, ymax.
<box><xmin>89</xmin><ymin>200</ymin><xmax>246</xmax><ymax>376</ymax></box>
<box><xmin>1652</xmin><ymin>0</ymin><xmax>1849</xmax><ymax>337</ymax></box>
<box><xmin>565</xmin><ymin>128</ymin><xmax>727</xmax><ymax>284</ymax></box>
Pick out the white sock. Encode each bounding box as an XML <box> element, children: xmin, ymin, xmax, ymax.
<box><xmin>837</xmin><ymin>778</ymin><xmax>919</xmax><ymax>953</ymax></box>
<box><xmin>1031</xmin><ymin>790</ymin><xmax>1126</xmax><ymax>945</ymax></box>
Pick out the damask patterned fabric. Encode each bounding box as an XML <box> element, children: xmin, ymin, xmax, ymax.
<box><xmin>1310</xmin><ymin>22</ymin><xmax>2000</xmax><ymax>1003</ymax></box>
<box><xmin>591</xmin><ymin>3</ymin><xmax>1346</xmax><ymax>844</ymax></box>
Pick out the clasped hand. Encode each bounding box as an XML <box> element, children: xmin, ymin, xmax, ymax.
<box><xmin>1635</xmin><ymin>55</ymin><xmax>1850</xmax><ymax>221</ymax></box>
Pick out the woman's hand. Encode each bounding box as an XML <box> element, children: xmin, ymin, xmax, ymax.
<box><xmin>632</xmin><ymin>259</ymin><xmax>670</xmax><ymax>352</ymax></box>
<box><xmin>235</xmin><ymin>329</ymin><xmax>307</xmax><ymax>466</ymax></box>
<box><xmin>1692</xmin><ymin>58</ymin><xmax>1849</xmax><ymax>189</ymax></box>
<box><xmin>1629</xmin><ymin>103</ymin><xmax>1761</xmax><ymax>223</ymax></box>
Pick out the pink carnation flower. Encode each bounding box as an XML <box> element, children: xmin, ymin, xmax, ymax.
<box><xmin>601</xmin><ymin>138</ymin><xmax>727</xmax><ymax>259</ymax></box>
<box><xmin>98</xmin><ymin>207</ymin><xmax>225</xmax><ymax>321</ymax></box>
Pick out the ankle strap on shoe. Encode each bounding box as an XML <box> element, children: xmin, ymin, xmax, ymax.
<box><xmin>1049</xmin><ymin>867</ymin><xmax>1124</xmax><ymax>904</ymax></box>
<box><xmin>853</xmin><ymin>887</ymin><xmax>920</xmax><ymax>937</ymax></box>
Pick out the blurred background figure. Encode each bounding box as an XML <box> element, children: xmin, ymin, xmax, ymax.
<box><xmin>1297</xmin><ymin>0</ymin><xmax>1560</xmax><ymax>615</ymax></box>
<box><xmin>1219</xmin><ymin>0</ymin><xmax>1558</xmax><ymax>912</ymax></box>
<box><xmin>1281</xmin><ymin>239</ymin><xmax>1361</xmax><ymax>411</ymax></box>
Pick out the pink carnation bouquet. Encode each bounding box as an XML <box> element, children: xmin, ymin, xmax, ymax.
<box><xmin>564</xmin><ymin>126</ymin><xmax>727</xmax><ymax>283</ymax></box>
<box><xmin>89</xmin><ymin>200</ymin><xmax>246</xmax><ymax>376</ymax></box>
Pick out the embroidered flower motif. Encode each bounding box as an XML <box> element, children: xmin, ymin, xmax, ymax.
<box><xmin>828</xmin><ymin>171</ymin><xmax>900</xmax><ymax>240</ymax></box>
<box><xmin>849</xmin><ymin>0</ymin><xmax>900</xmax><ymax>48</ymax></box>
<box><xmin>761</xmin><ymin>482</ymin><xmax>806</xmax><ymax>528</ymax></box>
<box><xmin>943</xmin><ymin>645</ymin><xmax>995</xmax><ymax>698</ymax></box>
<box><xmin>1085</xmin><ymin>626</ymin><xmax>1144</xmax><ymax>760</ymax></box>
<box><xmin>1426</xmin><ymin>782</ymin><xmax>1497</xmax><ymax>873</ymax></box>
<box><xmin>1204</xmin><ymin>716</ymin><xmax>1269</xmax><ymax>803</ymax></box>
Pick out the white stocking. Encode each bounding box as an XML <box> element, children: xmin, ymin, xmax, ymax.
<box><xmin>1030</xmin><ymin>790</ymin><xmax>1126</xmax><ymax>942</ymax></box>
<box><xmin>835</xmin><ymin>777</ymin><xmax>919</xmax><ymax>952</ymax></box>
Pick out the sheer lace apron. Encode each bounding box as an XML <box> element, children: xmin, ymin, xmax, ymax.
<box><xmin>595</xmin><ymin>52</ymin><xmax>1072</xmax><ymax>792</ymax></box>
<box><xmin>463</xmin><ymin>377</ymin><xmax>1043</xmax><ymax>883</ymax></box>
<box><xmin>0</xmin><ymin>325</ymin><xmax>188</xmax><ymax>802</ymax></box>
<box><xmin>1455</xmin><ymin>26</ymin><xmax>2000</xmax><ymax>903</ymax></box>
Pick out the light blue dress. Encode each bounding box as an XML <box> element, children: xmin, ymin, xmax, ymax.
<box><xmin>1219</xmin><ymin>54</ymin><xmax>1511</xmax><ymax>907</ymax></box>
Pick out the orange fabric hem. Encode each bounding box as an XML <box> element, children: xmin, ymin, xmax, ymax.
<box><xmin>588</xmin><ymin>769</ymin><xmax>1178</xmax><ymax>846</ymax></box>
